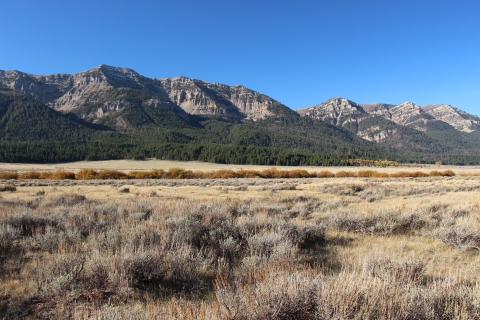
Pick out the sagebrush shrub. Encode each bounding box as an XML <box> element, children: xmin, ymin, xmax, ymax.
<box><xmin>0</xmin><ymin>226</ymin><xmax>21</xmax><ymax>253</ymax></box>
<box><xmin>216</xmin><ymin>266</ymin><xmax>319</xmax><ymax>320</ymax></box>
<box><xmin>361</xmin><ymin>253</ymin><xmax>426</xmax><ymax>284</ymax></box>
<box><xmin>0</xmin><ymin>183</ymin><xmax>16</xmax><ymax>192</ymax></box>
<box><xmin>434</xmin><ymin>221</ymin><xmax>480</xmax><ymax>250</ymax></box>
<box><xmin>6</xmin><ymin>214</ymin><xmax>60</xmax><ymax>236</ymax></box>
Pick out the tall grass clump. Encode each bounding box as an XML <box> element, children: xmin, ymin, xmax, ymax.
<box><xmin>2</xmin><ymin>168</ymin><xmax>459</xmax><ymax>181</ymax></box>
<box><xmin>390</xmin><ymin>171</ymin><xmax>429</xmax><ymax>178</ymax></box>
<box><xmin>18</xmin><ymin>171</ymin><xmax>41</xmax><ymax>179</ymax></box>
<box><xmin>429</xmin><ymin>169</ymin><xmax>456</xmax><ymax>177</ymax></box>
<box><xmin>316</xmin><ymin>170</ymin><xmax>335</xmax><ymax>178</ymax></box>
<box><xmin>0</xmin><ymin>171</ymin><xmax>19</xmax><ymax>180</ymax></box>
<box><xmin>74</xmin><ymin>169</ymin><xmax>99</xmax><ymax>180</ymax></box>
<box><xmin>40</xmin><ymin>170</ymin><xmax>76</xmax><ymax>180</ymax></box>
<box><xmin>335</xmin><ymin>171</ymin><xmax>356</xmax><ymax>178</ymax></box>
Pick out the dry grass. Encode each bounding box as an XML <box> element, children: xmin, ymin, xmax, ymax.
<box><xmin>2</xmin><ymin>159</ymin><xmax>480</xmax><ymax>175</ymax></box>
<box><xmin>0</xmin><ymin>174</ymin><xmax>479</xmax><ymax>319</ymax></box>
<box><xmin>0</xmin><ymin>167</ymin><xmax>461</xmax><ymax>183</ymax></box>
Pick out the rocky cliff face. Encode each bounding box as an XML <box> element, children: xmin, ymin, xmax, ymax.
<box><xmin>298</xmin><ymin>98</ymin><xmax>398</xmax><ymax>143</ymax></box>
<box><xmin>157</xmin><ymin>77</ymin><xmax>278</xmax><ymax>120</ymax></box>
<box><xmin>422</xmin><ymin>104</ymin><xmax>480</xmax><ymax>132</ymax></box>
<box><xmin>297</xmin><ymin>97</ymin><xmax>366</xmax><ymax>126</ymax></box>
<box><xmin>388</xmin><ymin>102</ymin><xmax>428</xmax><ymax>126</ymax></box>
<box><xmin>361</xmin><ymin>103</ymin><xmax>394</xmax><ymax>113</ymax></box>
<box><xmin>361</xmin><ymin>101</ymin><xmax>480</xmax><ymax>134</ymax></box>
<box><xmin>2</xmin><ymin>65</ymin><xmax>478</xmax><ymax>142</ymax></box>
<box><xmin>298</xmin><ymin>96</ymin><xmax>480</xmax><ymax>149</ymax></box>
<box><xmin>360</xmin><ymin>101</ymin><xmax>480</xmax><ymax>133</ymax></box>
<box><xmin>0</xmin><ymin>65</ymin><xmax>285</xmax><ymax>123</ymax></box>
<box><xmin>357</xmin><ymin>126</ymin><xmax>398</xmax><ymax>143</ymax></box>
<box><xmin>0</xmin><ymin>70</ymin><xmax>73</xmax><ymax>104</ymax></box>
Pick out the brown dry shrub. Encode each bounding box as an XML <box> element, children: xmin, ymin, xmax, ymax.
<box><xmin>261</xmin><ymin>168</ymin><xmax>282</xmax><ymax>179</ymax></box>
<box><xmin>389</xmin><ymin>171</ymin><xmax>406</xmax><ymax>178</ymax></box>
<box><xmin>190</xmin><ymin>171</ymin><xmax>206</xmax><ymax>179</ymax></box>
<box><xmin>128</xmin><ymin>171</ymin><xmax>154</xmax><ymax>179</ymax></box>
<box><xmin>287</xmin><ymin>169</ymin><xmax>310</xmax><ymax>178</ymax></box>
<box><xmin>0</xmin><ymin>171</ymin><xmax>19</xmax><ymax>180</ymax></box>
<box><xmin>316</xmin><ymin>170</ymin><xmax>335</xmax><ymax>178</ymax></box>
<box><xmin>236</xmin><ymin>169</ymin><xmax>262</xmax><ymax>178</ymax></box>
<box><xmin>19</xmin><ymin>171</ymin><xmax>41</xmax><ymax>179</ymax></box>
<box><xmin>50</xmin><ymin>170</ymin><xmax>76</xmax><ymax>180</ymax></box>
<box><xmin>390</xmin><ymin>171</ymin><xmax>429</xmax><ymax>178</ymax></box>
<box><xmin>371</xmin><ymin>172</ymin><xmax>389</xmax><ymax>178</ymax></box>
<box><xmin>182</xmin><ymin>170</ymin><xmax>198</xmax><ymax>179</ymax></box>
<box><xmin>150</xmin><ymin>169</ymin><xmax>166</xmax><ymax>178</ymax></box>
<box><xmin>411</xmin><ymin>171</ymin><xmax>429</xmax><ymax>178</ymax></box>
<box><xmin>164</xmin><ymin>168</ymin><xmax>187</xmax><ymax>179</ymax></box>
<box><xmin>429</xmin><ymin>170</ymin><xmax>455</xmax><ymax>177</ymax></box>
<box><xmin>335</xmin><ymin>171</ymin><xmax>356</xmax><ymax>178</ymax></box>
<box><xmin>207</xmin><ymin>170</ymin><xmax>237</xmax><ymax>179</ymax></box>
<box><xmin>129</xmin><ymin>169</ymin><xmax>166</xmax><ymax>179</ymax></box>
<box><xmin>356</xmin><ymin>170</ymin><xmax>377</xmax><ymax>178</ymax></box>
<box><xmin>441</xmin><ymin>170</ymin><xmax>455</xmax><ymax>177</ymax></box>
<box><xmin>38</xmin><ymin>172</ymin><xmax>53</xmax><ymax>179</ymax></box>
<box><xmin>429</xmin><ymin>170</ymin><xmax>442</xmax><ymax>177</ymax></box>
<box><xmin>97</xmin><ymin>170</ymin><xmax>129</xmax><ymax>180</ymax></box>
<box><xmin>75</xmin><ymin>169</ymin><xmax>98</xmax><ymax>180</ymax></box>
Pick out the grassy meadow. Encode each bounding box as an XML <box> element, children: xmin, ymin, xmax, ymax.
<box><xmin>0</xmin><ymin>161</ymin><xmax>479</xmax><ymax>319</ymax></box>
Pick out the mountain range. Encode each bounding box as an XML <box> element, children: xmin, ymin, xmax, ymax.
<box><xmin>0</xmin><ymin>65</ymin><xmax>479</xmax><ymax>165</ymax></box>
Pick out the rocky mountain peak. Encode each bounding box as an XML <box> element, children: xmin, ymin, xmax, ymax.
<box><xmin>361</xmin><ymin>102</ymin><xmax>393</xmax><ymax>112</ymax></box>
<box><xmin>422</xmin><ymin>104</ymin><xmax>480</xmax><ymax>132</ymax></box>
<box><xmin>393</xmin><ymin>101</ymin><xmax>420</xmax><ymax>110</ymax></box>
<box><xmin>0</xmin><ymin>66</ymin><xmax>289</xmax><ymax>122</ymax></box>
<box><xmin>297</xmin><ymin>97</ymin><xmax>365</xmax><ymax>122</ymax></box>
<box><xmin>387</xmin><ymin>101</ymin><xmax>426</xmax><ymax>126</ymax></box>
<box><xmin>157</xmin><ymin>76</ymin><xmax>280</xmax><ymax>120</ymax></box>
<box><xmin>0</xmin><ymin>69</ymin><xmax>73</xmax><ymax>104</ymax></box>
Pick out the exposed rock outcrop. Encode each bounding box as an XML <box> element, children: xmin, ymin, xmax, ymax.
<box><xmin>423</xmin><ymin>104</ymin><xmax>480</xmax><ymax>132</ymax></box>
<box><xmin>389</xmin><ymin>102</ymin><xmax>426</xmax><ymax>126</ymax></box>
<box><xmin>0</xmin><ymin>65</ymin><xmax>287</xmax><ymax>123</ymax></box>
<box><xmin>297</xmin><ymin>97</ymin><xmax>366</xmax><ymax>126</ymax></box>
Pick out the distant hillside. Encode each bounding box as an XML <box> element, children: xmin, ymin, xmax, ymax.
<box><xmin>1</xmin><ymin>66</ymin><xmax>480</xmax><ymax>165</ymax></box>
<box><xmin>0</xmin><ymin>65</ymin><xmax>297</xmax><ymax>125</ymax></box>
<box><xmin>0</xmin><ymin>85</ymin><xmax>379</xmax><ymax>164</ymax></box>
<box><xmin>0</xmin><ymin>88</ymin><xmax>104</xmax><ymax>142</ymax></box>
<box><xmin>299</xmin><ymin>97</ymin><xmax>480</xmax><ymax>162</ymax></box>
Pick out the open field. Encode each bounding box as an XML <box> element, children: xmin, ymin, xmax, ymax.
<box><xmin>1</xmin><ymin>174</ymin><xmax>480</xmax><ymax>318</ymax></box>
<box><xmin>2</xmin><ymin>159</ymin><xmax>480</xmax><ymax>175</ymax></box>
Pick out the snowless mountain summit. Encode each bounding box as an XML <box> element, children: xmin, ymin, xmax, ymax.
<box><xmin>0</xmin><ymin>65</ymin><xmax>293</xmax><ymax>123</ymax></box>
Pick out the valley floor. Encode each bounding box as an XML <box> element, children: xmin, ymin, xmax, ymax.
<box><xmin>1</xmin><ymin>159</ymin><xmax>480</xmax><ymax>175</ymax></box>
<box><xmin>0</xmin><ymin>175</ymin><xmax>479</xmax><ymax>318</ymax></box>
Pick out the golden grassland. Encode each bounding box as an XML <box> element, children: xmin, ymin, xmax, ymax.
<box><xmin>0</xmin><ymin>166</ymin><xmax>461</xmax><ymax>182</ymax></box>
<box><xmin>0</xmin><ymin>166</ymin><xmax>480</xmax><ymax>318</ymax></box>
<box><xmin>2</xmin><ymin>159</ymin><xmax>480</xmax><ymax>174</ymax></box>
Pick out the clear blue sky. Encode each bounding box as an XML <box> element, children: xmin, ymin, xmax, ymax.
<box><xmin>1</xmin><ymin>0</ymin><xmax>479</xmax><ymax>115</ymax></box>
